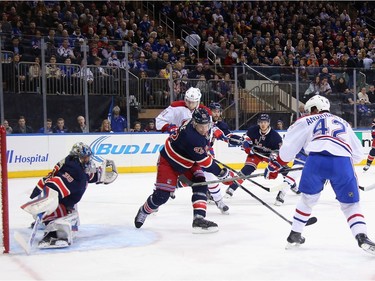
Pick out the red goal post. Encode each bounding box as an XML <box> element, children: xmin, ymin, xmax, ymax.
<box><xmin>0</xmin><ymin>126</ymin><xmax>9</xmax><ymax>253</ymax></box>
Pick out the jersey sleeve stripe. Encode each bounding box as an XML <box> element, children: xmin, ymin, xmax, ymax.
<box><xmin>48</xmin><ymin>177</ymin><xmax>71</xmax><ymax>198</ymax></box>
<box><xmin>164</xmin><ymin>140</ymin><xmax>195</xmax><ymax>169</ymax></box>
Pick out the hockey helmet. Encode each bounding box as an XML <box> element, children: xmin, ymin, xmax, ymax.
<box><xmin>185</xmin><ymin>87</ymin><xmax>202</xmax><ymax>103</ymax></box>
<box><xmin>208</xmin><ymin>102</ymin><xmax>222</xmax><ymax>111</ymax></box>
<box><xmin>258</xmin><ymin>113</ymin><xmax>270</xmax><ymax>123</ymax></box>
<box><xmin>192</xmin><ymin>108</ymin><xmax>211</xmax><ymax>125</ymax></box>
<box><xmin>70</xmin><ymin>142</ymin><xmax>92</xmax><ymax>164</ymax></box>
<box><xmin>304</xmin><ymin>95</ymin><xmax>330</xmax><ymax>114</ymax></box>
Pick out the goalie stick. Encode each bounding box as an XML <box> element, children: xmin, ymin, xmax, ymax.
<box><xmin>14</xmin><ymin>212</ymin><xmax>44</xmax><ymax>255</ymax></box>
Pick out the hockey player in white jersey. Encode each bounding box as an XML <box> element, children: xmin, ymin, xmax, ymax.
<box><xmin>155</xmin><ymin>87</ymin><xmax>230</xmax><ymax>214</ymax></box>
<box><xmin>264</xmin><ymin>95</ymin><xmax>375</xmax><ymax>255</ymax></box>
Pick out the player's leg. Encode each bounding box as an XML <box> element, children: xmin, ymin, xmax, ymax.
<box><xmin>286</xmin><ymin>155</ymin><xmax>325</xmax><ymax>247</ymax></box>
<box><xmin>204</xmin><ymin>171</ymin><xmax>229</xmax><ymax>214</ymax></box>
<box><xmin>134</xmin><ymin>156</ymin><xmax>177</xmax><ymax>228</ymax></box>
<box><xmin>225</xmin><ymin>155</ymin><xmax>260</xmax><ymax>198</ymax></box>
<box><xmin>331</xmin><ymin>157</ymin><xmax>375</xmax><ymax>254</ymax></box>
<box><xmin>363</xmin><ymin>148</ymin><xmax>375</xmax><ymax>171</ymax></box>
<box><xmin>38</xmin><ymin>210</ymin><xmax>79</xmax><ymax>249</ymax></box>
<box><xmin>191</xmin><ymin>170</ymin><xmax>218</xmax><ymax>233</ymax></box>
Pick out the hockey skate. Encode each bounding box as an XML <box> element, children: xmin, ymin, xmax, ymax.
<box><xmin>289</xmin><ymin>183</ymin><xmax>301</xmax><ymax>194</ymax></box>
<box><xmin>285</xmin><ymin>230</ymin><xmax>305</xmax><ymax>249</ymax></box>
<box><xmin>274</xmin><ymin>191</ymin><xmax>285</xmax><ymax>206</ymax></box>
<box><xmin>206</xmin><ymin>191</ymin><xmax>215</xmax><ymax>204</ymax></box>
<box><xmin>363</xmin><ymin>165</ymin><xmax>371</xmax><ymax>172</ymax></box>
<box><xmin>215</xmin><ymin>199</ymin><xmax>229</xmax><ymax>214</ymax></box>
<box><xmin>356</xmin><ymin>233</ymin><xmax>375</xmax><ymax>255</ymax></box>
<box><xmin>225</xmin><ymin>187</ymin><xmax>235</xmax><ymax>198</ymax></box>
<box><xmin>192</xmin><ymin>216</ymin><xmax>219</xmax><ymax>234</ymax></box>
<box><xmin>134</xmin><ymin>207</ymin><xmax>149</xmax><ymax>229</ymax></box>
<box><xmin>38</xmin><ymin>231</ymin><xmax>70</xmax><ymax>249</ymax></box>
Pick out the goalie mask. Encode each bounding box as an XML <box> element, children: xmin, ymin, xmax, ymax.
<box><xmin>70</xmin><ymin>142</ymin><xmax>92</xmax><ymax>167</ymax></box>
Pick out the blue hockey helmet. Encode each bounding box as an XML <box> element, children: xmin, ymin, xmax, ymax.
<box><xmin>192</xmin><ymin>108</ymin><xmax>211</xmax><ymax>125</ymax></box>
<box><xmin>208</xmin><ymin>102</ymin><xmax>222</xmax><ymax>111</ymax></box>
<box><xmin>258</xmin><ymin>113</ymin><xmax>270</xmax><ymax>123</ymax></box>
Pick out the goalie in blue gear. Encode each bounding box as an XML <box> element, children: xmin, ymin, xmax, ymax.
<box><xmin>20</xmin><ymin>142</ymin><xmax>118</xmax><ymax>249</ymax></box>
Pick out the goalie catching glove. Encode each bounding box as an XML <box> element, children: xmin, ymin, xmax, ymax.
<box><xmin>96</xmin><ymin>159</ymin><xmax>118</xmax><ymax>184</ymax></box>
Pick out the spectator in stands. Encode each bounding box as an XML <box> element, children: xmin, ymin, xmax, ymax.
<box><xmin>304</xmin><ymin>76</ymin><xmax>321</xmax><ymax>99</ymax></box>
<box><xmin>53</xmin><ymin>118</ymin><xmax>70</xmax><ymax>133</ymax></box>
<box><xmin>335</xmin><ymin>76</ymin><xmax>348</xmax><ymax>94</ymax></box>
<box><xmin>38</xmin><ymin>118</ymin><xmax>53</xmax><ymax>134</ymax></box>
<box><xmin>46</xmin><ymin>56</ymin><xmax>62</xmax><ymax>94</ymax></box>
<box><xmin>31</xmin><ymin>29</ymin><xmax>43</xmax><ymax>57</ymax></box>
<box><xmin>73</xmin><ymin>116</ymin><xmax>89</xmax><ymax>133</ymax></box>
<box><xmin>358</xmin><ymin>87</ymin><xmax>371</xmax><ymax>104</ymax></box>
<box><xmin>91</xmin><ymin>57</ymin><xmax>113</xmax><ymax>95</ymax></box>
<box><xmin>276</xmin><ymin>120</ymin><xmax>284</xmax><ymax>130</ymax></box>
<box><xmin>57</xmin><ymin>39</ymin><xmax>76</xmax><ymax>63</ymax></box>
<box><xmin>367</xmin><ymin>85</ymin><xmax>375</xmax><ymax>104</ymax></box>
<box><xmin>130</xmin><ymin>121</ymin><xmax>142</xmax><ymax>132</ymax></box>
<box><xmin>6</xmin><ymin>37</ymin><xmax>24</xmax><ymax>58</ymax></box>
<box><xmin>342</xmin><ymin>88</ymin><xmax>356</xmax><ymax>105</ymax></box>
<box><xmin>357</xmin><ymin>98</ymin><xmax>372</xmax><ymax>127</ymax></box>
<box><xmin>111</xmin><ymin>106</ymin><xmax>127</xmax><ymax>132</ymax></box>
<box><xmin>319</xmin><ymin>77</ymin><xmax>332</xmax><ymax>96</ymax></box>
<box><xmin>2</xmin><ymin>120</ymin><xmax>12</xmax><ymax>134</ymax></box>
<box><xmin>13</xmin><ymin>116</ymin><xmax>33</xmax><ymax>134</ymax></box>
<box><xmin>98</xmin><ymin>119</ymin><xmax>113</xmax><ymax>133</ymax></box>
<box><xmin>144</xmin><ymin>119</ymin><xmax>156</xmax><ymax>132</ymax></box>
<box><xmin>188</xmin><ymin>62</ymin><xmax>205</xmax><ymax>79</ymax></box>
<box><xmin>153</xmin><ymin>69</ymin><xmax>170</xmax><ymax>106</ymax></box>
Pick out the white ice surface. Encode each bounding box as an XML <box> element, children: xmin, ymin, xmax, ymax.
<box><xmin>2</xmin><ymin>166</ymin><xmax>375</xmax><ymax>280</ymax></box>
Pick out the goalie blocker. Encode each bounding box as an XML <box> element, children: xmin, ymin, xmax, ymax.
<box><xmin>16</xmin><ymin>142</ymin><xmax>118</xmax><ymax>252</ymax></box>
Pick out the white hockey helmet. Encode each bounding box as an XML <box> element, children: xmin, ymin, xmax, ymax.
<box><xmin>184</xmin><ymin>87</ymin><xmax>202</xmax><ymax>103</ymax></box>
<box><xmin>304</xmin><ymin>95</ymin><xmax>330</xmax><ymax>114</ymax></box>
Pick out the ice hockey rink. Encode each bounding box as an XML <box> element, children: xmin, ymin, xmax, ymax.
<box><xmin>2</xmin><ymin>166</ymin><xmax>375</xmax><ymax>280</ymax></box>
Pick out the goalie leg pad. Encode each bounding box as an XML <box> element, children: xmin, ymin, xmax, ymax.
<box><xmin>39</xmin><ymin>210</ymin><xmax>80</xmax><ymax>248</ymax></box>
<box><xmin>21</xmin><ymin>187</ymin><xmax>59</xmax><ymax>218</ymax></box>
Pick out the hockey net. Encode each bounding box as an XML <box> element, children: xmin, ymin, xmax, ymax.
<box><xmin>0</xmin><ymin>126</ymin><xmax>9</xmax><ymax>253</ymax></box>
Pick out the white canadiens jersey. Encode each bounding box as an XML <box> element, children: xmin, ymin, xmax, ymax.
<box><xmin>156</xmin><ymin>101</ymin><xmax>192</xmax><ymax>131</ymax></box>
<box><xmin>279</xmin><ymin>113</ymin><xmax>363</xmax><ymax>164</ymax></box>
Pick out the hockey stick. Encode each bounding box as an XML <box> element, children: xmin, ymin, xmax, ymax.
<box><xmin>178</xmin><ymin>166</ymin><xmax>304</xmax><ymax>187</ymax></box>
<box><xmin>14</xmin><ymin>212</ymin><xmax>44</xmax><ymax>255</ymax></box>
<box><xmin>239</xmin><ymin>183</ymin><xmax>317</xmax><ymax>226</ymax></box>
<box><xmin>213</xmin><ymin>159</ymin><xmax>273</xmax><ymax>192</ymax></box>
<box><xmin>359</xmin><ymin>183</ymin><xmax>375</xmax><ymax>191</ymax></box>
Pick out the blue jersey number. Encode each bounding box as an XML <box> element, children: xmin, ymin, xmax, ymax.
<box><xmin>313</xmin><ymin>118</ymin><xmax>346</xmax><ymax>139</ymax></box>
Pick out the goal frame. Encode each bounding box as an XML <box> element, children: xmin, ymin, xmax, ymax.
<box><xmin>0</xmin><ymin>126</ymin><xmax>9</xmax><ymax>253</ymax></box>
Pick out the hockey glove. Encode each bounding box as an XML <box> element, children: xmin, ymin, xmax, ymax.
<box><xmin>97</xmin><ymin>159</ymin><xmax>118</xmax><ymax>184</ymax></box>
<box><xmin>241</xmin><ymin>136</ymin><xmax>254</xmax><ymax>155</ymax></box>
<box><xmin>166</xmin><ymin>124</ymin><xmax>178</xmax><ymax>135</ymax></box>
<box><xmin>217</xmin><ymin>168</ymin><xmax>235</xmax><ymax>185</ymax></box>
<box><xmin>212</xmin><ymin>127</ymin><xmax>228</xmax><ymax>142</ymax></box>
<box><xmin>227</xmin><ymin>134</ymin><xmax>242</xmax><ymax>146</ymax></box>
<box><xmin>264</xmin><ymin>155</ymin><xmax>286</xmax><ymax>180</ymax></box>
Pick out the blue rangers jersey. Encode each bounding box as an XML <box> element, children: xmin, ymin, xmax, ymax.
<box><xmin>160</xmin><ymin>120</ymin><xmax>222</xmax><ymax>175</ymax></box>
<box><xmin>247</xmin><ymin>125</ymin><xmax>282</xmax><ymax>156</ymax></box>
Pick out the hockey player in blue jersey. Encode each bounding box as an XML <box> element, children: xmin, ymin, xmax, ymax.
<box><xmin>225</xmin><ymin>113</ymin><xmax>282</xmax><ymax>197</ymax></box>
<box><xmin>20</xmin><ymin>142</ymin><xmax>118</xmax><ymax>249</ymax></box>
<box><xmin>205</xmin><ymin>102</ymin><xmax>242</xmax><ymax>213</ymax></box>
<box><xmin>363</xmin><ymin>118</ymin><xmax>375</xmax><ymax>171</ymax></box>
<box><xmin>264</xmin><ymin>95</ymin><xmax>375</xmax><ymax>254</ymax></box>
<box><xmin>134</xmin><ymin>108</ymin><xmax>236</xmax><ymax>233</ymax></box>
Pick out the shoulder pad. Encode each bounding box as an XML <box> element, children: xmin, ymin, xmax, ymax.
<box><xmin>170</xmin><ymin>101</ymin><xmax>186</xmax><ymax>107</ymax></box>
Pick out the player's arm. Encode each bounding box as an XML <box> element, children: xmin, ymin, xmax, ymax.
<box><xmin>155</xmin><ymin>107</ymin><xmax>178</xmax><ymax>133</ymax></box>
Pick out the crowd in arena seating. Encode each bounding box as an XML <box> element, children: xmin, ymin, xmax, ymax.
<box><xmin>1</xmin><ymin>1</ymin><xmax>375</xmax><ymax>130</ymax></box>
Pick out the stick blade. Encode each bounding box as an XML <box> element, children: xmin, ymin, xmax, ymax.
<box><xmin>359</xmin><ymin>183</ymin><xmax>375</xmax><ymax>191</ymax></box>
<box><xmin>306</xmin><ymin>216</ymin><xmax>318</xmax><ymax>226</ymax></box>
<box><xmin>14</xmin><ymin>231</ymin><xmax>31</xmax><ymax>255</ymax></box>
